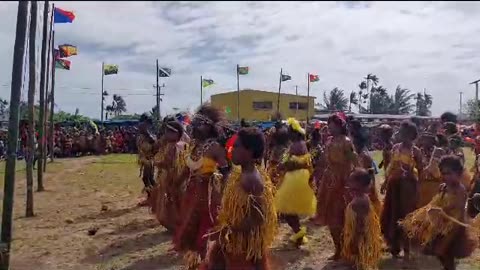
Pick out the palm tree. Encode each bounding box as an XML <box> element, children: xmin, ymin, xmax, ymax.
<box><xmin>0</xmin><ymin>98</ymin><xmax>8</xmax><ymax>116</ymax></box>
<box><xmin>323</xmin><ymin>87</ymin><xmax>348</xmax><ymax>112</ymax></box>
<box><xmin>415</xmin><ymin>91</ymin><xmax>433</xmax><ymax>116</ymax></box>
<box><xmin>349</xmin><ymin>91</ymin><xmax>358</xmax><ymax>112</ymax></box>
<box><xmin>112</xmin><ymin>94</ymin><xmax>127</xmax><ymax>116</ymax></box>
<box><xmin>370</xmin><ymin>86</ymin><xmax>392</xmax><ymax>114</ymax></box>
<box><xmin>390</xmin><ymin>85</ymin><xmax>415</xmax><ymax>115</ymax></box>
<box><xmin>358</xmin><ymin>81</ymin><xmax>367</xmax><ymax>112</ymax></box>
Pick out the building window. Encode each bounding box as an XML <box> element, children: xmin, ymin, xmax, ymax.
<box><xmin>289</xmin><ymin>102</ymin><xmax>308</xmax><ymax>110</ymax></box>
<box><xmin>252</xmin><ymin>101</ymin><xmax>273</xmax><ymax>110</ymax></box>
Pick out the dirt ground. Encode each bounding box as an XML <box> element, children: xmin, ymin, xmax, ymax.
<box><xmin>2</xmin><ymin>154</ymin><xmax>479</xmax><ymax>270</ymax></box>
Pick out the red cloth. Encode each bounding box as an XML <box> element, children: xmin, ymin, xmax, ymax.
<box><xmin>225</xmin><ymin>134</ymin><xmax>238</xmax><ymax>161</ymax></box>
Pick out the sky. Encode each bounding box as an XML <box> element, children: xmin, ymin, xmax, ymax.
<box><xmin>1</xmin><ymin>1</ymin><xmax>480</xmax><ymax>118</ymax></box>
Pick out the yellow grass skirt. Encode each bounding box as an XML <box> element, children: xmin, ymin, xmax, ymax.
<box><xmin>275</xmin><ymin>168</ymin><xmax>317</xmax><ymax>216</ymax></box>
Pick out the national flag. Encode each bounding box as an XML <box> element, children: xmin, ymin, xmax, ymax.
<box><xmin>158</xmin><ymin>67</ymin><xmax>171</xmax><ymax>77</ymax></box>
<box><xmin>202</xmin><ymin>79</ymin><xmax>214</xmax><ymax>88</ymax></box>
<box><xmin>237</xmin><ymin>66</ymin><xmax>249</xmax><ymax>75</ymax></box>
<box><xmin>54</xmin><ymin>7</ymin><xmax>75</xmax><ymax>24</ymax></box>
<box><xmin>55</xmin><ymin>58</ymin><xmax>71</xmax><ymax>70</ymax></box>
<box><xmin>281</xmin><ymin>74</ymin><xmax>292</xmax><ymax>82</ymax></box>
<box><xmin>53</xmin><ymin>49</ymin><xmax>60</xmax><ymax>59</ymax></box>
<box><xmin>104</xmin><ymin>64</ymin><xmax>119</xmax><ymax>75</ymax></box>
<box><xmin>58</xmin><ymin>44</ymin><xmax>78</xmax><ymax>58</ymax></box>
<box><xmin>309</xmin><ymin>74</ymin><xmax>320</xmax><ymax>82</ymax></box>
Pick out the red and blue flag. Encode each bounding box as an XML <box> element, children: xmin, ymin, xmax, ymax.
<box><xmin>54</xmin><ymin>7</ymin><xmax>75</xmax><ymax>23</ymax></box>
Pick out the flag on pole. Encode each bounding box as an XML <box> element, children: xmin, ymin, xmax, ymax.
<box><xmin>55</xmin><ymin>58</ymin><xmax>71</xmax><ymax>70</ymax></box>
<box><xmin>104</xmin><ymin>64</ymin><xmax>119</xmax><ymax>75</ymax></box>
<box><xmin>53</xmin><ymin>49</ymin><xmax>60</xmax><ymax>59</ymax></box>
<box><xmin>281</xmin><ymin>74</ymin><xmax>292</xmax><ymax>82</ymax></box>
<box><xmin>202</xmin><ymin>79</ymin><xmax>214</xmax><ymax>88</ymax></box>
<box><xmin>309</xmin><ymin>74</ymin><xmax>320</xmax><ymax>82</ymax></box>
<box><xmin>58</xmin><ymin>44</ymin><xmax>78</xmax><ymax>58</ymax></box>
<box><xmin>54</xmin><ymin>7</ymin><xmax>76</xmax><ymax>23</ymax></box>
<box><xmin>158</xmin><ymin>67</ymin><xmax>172</xmax><ymax>77</ymax></box>
<box><xmin>237</xmin><ymin>66</ymin><xmax>249</xmax><ymax>75</ymax></box>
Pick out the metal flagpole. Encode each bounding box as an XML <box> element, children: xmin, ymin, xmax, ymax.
<box><xmin>236</xmin><ymin>65</ymin><xmax>240</xmax><ymax>123</ymax></box>
<box><xmin>295</xmin><ymin>85</ymin><xmax>298</xmax><ymax>118</ymax></box>
<box><xmin>277</xmin><ymin>68</ymin><xmax>282</xmax><ymax>114</ymax></box>
<box><xmin>200</xmin><ymin>75</ymin><xmax>203</xmax><ymax>106</ymax></box>
<box><xmin>307</xmin><ymin>73</ymin><xmax>310</xmax><ymax>123</ymax></box>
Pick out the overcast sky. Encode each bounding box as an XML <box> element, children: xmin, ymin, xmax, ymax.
<box><xmin>0</xmin><ymin>1</ymin><xmax>479</xmax><ymax>118</ymax></box>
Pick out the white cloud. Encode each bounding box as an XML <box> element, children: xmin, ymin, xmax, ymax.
<box><xmin>0</xmin><ymin>1</ymin><xmax>479</xmax><ymax>118</ymax></box>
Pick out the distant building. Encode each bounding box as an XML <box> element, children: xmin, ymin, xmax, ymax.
<box><xmin>210</xmin><ymin>89</ymin><xmax>316</xmax><ymax>121</ymax></box>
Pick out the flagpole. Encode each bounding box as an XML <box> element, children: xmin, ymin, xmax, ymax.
<box><xmin>42</xmin><ymin>3</ymin><xmax>54</xmax><ymax>173</ymax></box>
<box><xmin>277</xmin><ymin>68</ymin><xmax>282</xmax><ymax>114</ymax></box>
<box><xmin>307</xmin><ymin>73</ymin><xmax>310</xmax><ymax>123</ymax></box>
<box><xmin>200</xmin><ymin>75</ymin><xmax>203</xmax><ymax>106</ymax></box>
<box><xmin>101</xmin><ymin>62</ymin><xmax>104</xmax><ymax>122</ymax></box>
<box><xmin>37</xmin><ymin>0</ymin><xmax>50</xmax><ymax>192</ymax></box>
<box><xmin>236</xmin><ymin>64</ymin><xmax>240</xmax><ymax>123</ymax></box>
<box><xmin>48</xmin><ymin>27</ymin><xmax>56</xmax><ymax>165</ymax></box>
<box><xmin>295</xmin><ymin>85</ymin><xmax>298</xmax><ymax>118</ymax></box>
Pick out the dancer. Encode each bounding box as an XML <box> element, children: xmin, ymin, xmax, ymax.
<box><xmin>151</xmin><ymin>120</ymin><xmax>188</xmax><ymax>232</ymax></box>
<box><xmin>136</xmin><ymin>114</ymin><xmax>157</xmax><ymax>206</ymax></box>
<box><xmin>174</xmin><ymin>105</ymin><xmax>229</xmax><ymax>269</ymax></box>
<box><xmin>349</xmin><ymin>120</ymin><xmax>382</xmax><ymax>216</ymax></box>
<box><xmin>400</xmin><ymin>155</ymin><xmax>478</xmax><ymax>270</ymax></box>
<box><xmin>378</xmin><ymin>124</ymin><xmax>393</xmax><ymax>186</ymax></box>
<box><xmin>417</xmin><ymin>133</ymin><xmax>446</xmax><ymax>208</ymax></box>
<box><xmin>202</xmin><ymin>127</ymin><xmax>277</xmax><ymax>270</ymax></box>
<box><xmin>307</xmin><ymin>123</ymin><xmax>325</xmax><ymax>192</ymax></box>
<box><xmin>315</xmin><ymin>114</ymin><xmax>357</xmax><ymax>259</ymax></box>
<box><xmin>342</xmin><ymin>168</ymin><xmax>382</xmax><ymax>270</ymax></box>
<box><xmin>274</xmin><ymin>118</ymin><xmax>316</xmax><ymax>246</ymax></box>
<box><xmin>265</xmin><ymin>123</ymin><xmax>289</xmax><ymax>187</ymax></box>
<box><xmin>380</xmin><ymin>120</ymin><xmax>423</xmax><ymax>260</ymax></box>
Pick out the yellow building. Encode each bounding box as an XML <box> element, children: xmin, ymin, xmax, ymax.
<box><xmin>211</xmin><ymin>89</ymin><xmax>316</xmax><ymax>121</ymax></box>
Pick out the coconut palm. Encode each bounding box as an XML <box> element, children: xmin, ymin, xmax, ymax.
<box><xmin>323</xmin><ymin>87</ymin><xmax>348</xmax><ymax>112</ymax></box>
<box><xmin>369</xmin><ymin>86</ymin><xmax>392</xmax><ymax>114</ymax></box>
<box><xmin>390</xmin><ymin>85</ymin><xmax>415</xmax><ymax>115</ymax></box>
<box><xmin>349</xmin><ymin>91</ymin><xmax>358</xmax><ymax>112</ymax></box>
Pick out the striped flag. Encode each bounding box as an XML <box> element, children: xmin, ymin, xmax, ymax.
<box><xmin>55</xmin><ymin>59</ymin><xmax>71</xmax><ymax>70</ymax></box>
<box><xmin>104</xmin><ymin>64</ymin><xmax>119</xmax><ymax>75</ymax></box>
<box><xmin>158</xmin><ymin>67</ymin><xmax>172</xmax><ymax>77</ymax></box>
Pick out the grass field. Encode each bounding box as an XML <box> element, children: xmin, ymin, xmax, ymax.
<box><xmin>0</xmin><ymin>151</ymin><xmax>478</xmax><ymax>270</ymax></box>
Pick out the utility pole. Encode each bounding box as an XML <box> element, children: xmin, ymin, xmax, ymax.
<box><xmin>1</xmin><ymin>1</ymin><xmax>29</xmax><ymax>268</ymax></box>
<box><xmin>470</xmin><ymin>79</ymin><xmax>480</xmax><ymax>103</ymax></box>
<box><xmin>152</xmin><ymin>83</ymin><xmax>164</xmax><ymax>119</ymax></box>
<box><xmin>155</xmin><ymin>59</ymin><xmax>160</xmax><ymax>121</ymax></box>
<box><xmin>26</xmin><ymin>0</ymin><xmax>38</xmax><ymax>218</ymax></box>
<box><xmin>37</xmin><ymin>0</ymin><xmax>49</xmax><ymax>192</ymax></box>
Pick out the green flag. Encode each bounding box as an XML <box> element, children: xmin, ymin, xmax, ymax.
<box><xmin>104</xmin><ymin>64</ymin><xmax>118</xmax><ymax>75</ymax></box>
<box><xmin>202</xmin><ymin>79</ymin><xmax>214</xmax><ymax>88</ymax></box>
<box><xmin>225</xmin><ymin>106</ymin><xmax>231</xmax><ymax>114</ymax></box>
<box><xmin>238</xmin><ymin>66</ymin><xmax>249</xmax><ymax>75</ymax></box>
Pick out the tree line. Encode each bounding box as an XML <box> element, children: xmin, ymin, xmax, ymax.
<box><xmin>320</xmin><ymin>73</ymin><xmax>433</xmax><ymax>116</ymax></box>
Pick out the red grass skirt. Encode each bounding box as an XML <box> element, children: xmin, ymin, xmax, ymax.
<box><xmin>315</xmin><ymin>168</ymin><xmax>350</xmax><ymax>228</ymax></box>
<box><xmin>173</xmin><ymin>174</ymin><xmax>220</xmax><ymax>256</ymax></box>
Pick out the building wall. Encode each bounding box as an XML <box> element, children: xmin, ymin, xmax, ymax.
<box><xmin>211</xmin><ymin>90</ymin><xmax>315</xmax><ymax>121</ymax></box>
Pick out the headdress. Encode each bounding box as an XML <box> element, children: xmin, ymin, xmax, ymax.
<box><xmin>287</xmin><ymin>117</ymin><xmax>305</xmax><ymax>135</ymax></box>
